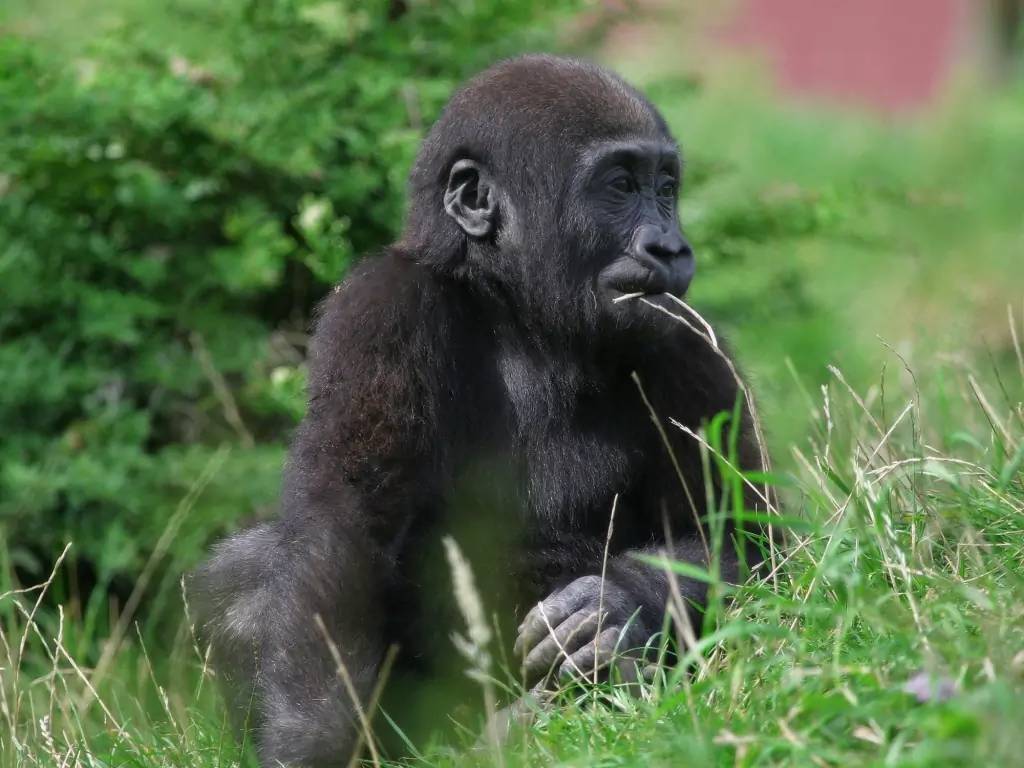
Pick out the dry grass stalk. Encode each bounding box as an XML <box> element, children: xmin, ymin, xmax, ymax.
<box><xmin>313</xmin><ymin>614</ymin><xmax>381</xmax><ymax>768</ymax></box>
<box><xmin>968</xmin><ymin>374</ymin><xmax>1015</xmax><ymax>449</ymax></box>
<box><xmin>1009</xmin><ymin>303</ymin><xmax>1024</xmax><ymax>382</ymax></box>
<box><xmin>12</xmin><ymin>542</ymin><xmax>71</xmax><ymax>684</ymax></box>
<box><xmin>442</xmin><ymin>536</ymin><xmax>504</xmax><ymax>768</ymax></box>
<box><xmin>534</xmin><ymin>603</ymin><xmax>589</xmax><ymax>681</ymax></box>
<box><xmin>670</xmin><ymin>420</ymin><xmax>776</xmax><ymax>512</ymax></box>
<box><xmin>593</xmin><ymin>494</ymin><xmax>619</xmax><ymax>684</ymax></box>
<box><xmin>631</xmin><ymin>372</ymin><xmax>710</xmax><ymax>563</ymax></box>
<box><xmin>629</xmin><ymin>293</ymin><xmax>780</xmax><ymax>578</ymax></box>
<box><xmin>347</xmin><ymin>644</ymin><xmax>399</xmax><ymax>768</ymax></box>
<box><xmin>52</xmin><ymin>607</ymin><xmax>125</xmax><ymax>737</ymax></box>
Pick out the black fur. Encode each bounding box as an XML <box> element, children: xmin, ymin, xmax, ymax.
<box><xmin>193</xmin><ymin>54</ymin><xmax>764</xmax><ymax>767</ymax></box>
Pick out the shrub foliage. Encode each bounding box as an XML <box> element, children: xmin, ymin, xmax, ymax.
<box><xmin>0</xmin><ymin>0</ymin><xmax>579</xmax><ymax>585</ymax></box>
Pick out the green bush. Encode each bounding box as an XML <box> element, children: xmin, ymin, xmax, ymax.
<box><xmin>0</xmin><ymin>0</ymin><xmax>579</xmax><ymax>592</ymax></box>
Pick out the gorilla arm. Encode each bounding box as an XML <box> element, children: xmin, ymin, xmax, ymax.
<box><xmin>191</xmin><ymin>257</ymin><xmax>450</xmax><ymax>767</ymax></box>
<box><xmin>192</xmin><ymin>479</ymin><xmax>388</xmax><ymax>767</ymax></box>
<box><xmin>513</xmin><ymin>533</ymin><xmax>714</xmax><ymax>685</ymax></box>
<box><xmin>514</xmin><ymin>498</ymin><xmax>765</xmax><ymax>686</ymax></box>
<box><xmin>514</xmin><ymin>348</ymin><xmax>766</xmax><ymax>686</ymax></box>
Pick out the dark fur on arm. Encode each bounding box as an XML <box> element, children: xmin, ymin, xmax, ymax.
<box><xmin>191</xmin><ymin>253</ymin><xmax>455</xmax><ymax>767</ymax></box>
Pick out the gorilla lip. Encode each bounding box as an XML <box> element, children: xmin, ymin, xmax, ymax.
<box><xmin>601</xmin><ymin>262</ymin><xmax>663</xmax><ymax>295</ymax></box>
<box><xmin>600</xmin><ymin>252</ymin><xmax>694</xmax><ymax>300</ymax></box>
<box><xmin>603</xmin><ymin>265</ymin><xmax>691</xmax><ymax>299</ymax></box>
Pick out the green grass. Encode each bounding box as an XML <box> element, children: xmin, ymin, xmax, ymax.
<box><xmin>499</xmin><ymin>360</ymin><xmax>1024</xmax><ymax>767</ymax></box>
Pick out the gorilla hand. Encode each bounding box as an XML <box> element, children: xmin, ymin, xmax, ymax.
<box><xmin>513</xmin><ymin>575</ymin><xmax>650</xmax><ymax>687</ymax></box>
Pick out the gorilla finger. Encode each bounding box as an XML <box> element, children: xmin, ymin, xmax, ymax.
<box><xmin>514</xmin><ymin>603</ymin><xmax>552</xmax><ymax>657</ymax></box>
<box><xmin>515</xmin><ymin>586</ymin><xmax>591</xmax><ymax>656</ymax></box>
<box><xmin>558</xmin><ymin>627</ymin><xmax>622</xmax><ymax>681</ymax></box>
<box><xmin>535</xmin><ymin>608</ymin><xmax>603</xmax><ymax>659</ymax></box>
<box><xmin>521</xmin><ymin>609</ymin><xmax>600</xmax><ymax>683</ymax></box>
<box><xmin>520</xmin><ymin>609</ymin><xmax>597</xmax><ymax>680</ymax></box>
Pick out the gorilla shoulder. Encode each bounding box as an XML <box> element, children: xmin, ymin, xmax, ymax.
<box><xmin>307</xmin><ymin>249</ymin><xmax>460</xmax><ymax>395</ymax></box>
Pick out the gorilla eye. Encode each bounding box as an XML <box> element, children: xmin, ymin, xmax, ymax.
<box><xmin>608</xmin><ymin>175</ymin><xmax>633</xmax><ymax>194</ymax></box>
<box><xmin>658</xmin><ymin>181</ymin><xmax>677</xmax><ymax>197</ymax></box>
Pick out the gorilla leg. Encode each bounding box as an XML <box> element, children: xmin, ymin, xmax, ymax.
<box><xmin>192</xmin><ymin>517</ymin><xmax>386</xmax><ymax>767</ymax></box>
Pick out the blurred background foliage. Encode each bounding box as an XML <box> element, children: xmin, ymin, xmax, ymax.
<box><xmin>0</xmin><ymin>0</ymin><xmax>582</xmax><ymax>607</ymax></box>
<box><xmin>0</xmin><ymin>0</ymin><xmax>1022</xmax><ymax>639</ymax></box>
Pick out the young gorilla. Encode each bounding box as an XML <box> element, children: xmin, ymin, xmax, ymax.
<box><xmin>194</xmin><ymin>55</ymin><xmax>765</xmax><ymax>767</ymax></box>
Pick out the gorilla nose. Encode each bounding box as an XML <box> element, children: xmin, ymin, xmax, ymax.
<box><xmin>632</xmin><ymin>225</ymin><xmax>692</xmax><ymax>266</ymax></box>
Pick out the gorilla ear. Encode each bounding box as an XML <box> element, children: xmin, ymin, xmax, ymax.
<box><xmin>443</xmin><ymin>159</ymin><xmax>497</xmax><ymax>239</ymax></box>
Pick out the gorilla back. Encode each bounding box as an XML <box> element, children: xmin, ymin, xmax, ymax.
<box><xmin>193</xmin><ymin>54</ymin><xmax>766</xmax><ymax>768</ymax></box>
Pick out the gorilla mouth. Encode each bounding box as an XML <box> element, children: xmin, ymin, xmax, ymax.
<box><xmin>611</xmin><ymin>276</ymin><xmax>671</xmax><ymax>296</ymax></box>
<box><xmin>598</xmin><ymin>252</ymin><xmax>695</xmax><ymax>301</ymax></box>
<box><xmin>601</xmin><ymin>261</ymin><xmax>691</xmax><ymax>299</ymax></box>
<box><xmin>598</xmin><ymin>253</ymin><xmax>696</xmax><ymax>299</ymax></box>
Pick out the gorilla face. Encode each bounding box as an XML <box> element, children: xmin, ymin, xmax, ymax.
<box><xmin>430</xmin><ymin>59</ymin><xmax>695</xmax><ymax>343</ymax></box>
<box><xmin>441</xmin><ymin>135</ymin><xmax>694</xmax><ymax>341</ymax></box>
<box><xmin>579</xmin><ymin>139</ymin><xmax>694</xmax><ymax>317</ymax></box>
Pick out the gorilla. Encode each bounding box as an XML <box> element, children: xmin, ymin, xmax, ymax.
<box><xmin>194</xmin><ymin>54</ymin><xmax>766</xmax><ymax>767</ymax></box>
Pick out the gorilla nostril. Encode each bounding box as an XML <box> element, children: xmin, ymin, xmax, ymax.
<box><xmin>637</xmin><ymin>230</ymin><xmax>691</xmax><ymax>263</ymax></box>
<box><xmin>649</xmin><ymin>242</ymin><xmax>686</xmax><ymax>261</ymax></box>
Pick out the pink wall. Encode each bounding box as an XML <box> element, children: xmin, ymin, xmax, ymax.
<box><xmin>722</xmin><ymin>0</ymin><xmax>974</xmax><ymax>111</ymax></box>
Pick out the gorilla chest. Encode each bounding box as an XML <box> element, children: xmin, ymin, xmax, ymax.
<box><xmin>492</xmin><ymin>353</ymin><xmax>661</xmax><ymax>532</ymax></box>
<box><xmin>523</xmin><ymin>425</ymin><xmax>639</xmax><ymax>526</ymax></box>
<box><xmin>448</xmin><ymin>428</ymin><xmax>639</xmax><ymax>528</ymax></box>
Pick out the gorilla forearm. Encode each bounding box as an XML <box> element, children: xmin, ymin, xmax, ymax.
<box><xmin>194</xmin><ymin>272</ymin><xmax>459</xmax><ymax>764</ymax></box>
<box><xmin>515</xmin><ymin>528</ymin><xmax>749</xmax><ymax>685</ymax></box>
<box><xmin>193</xmin><ymin>486</ymin><xmax>391</xmax><ymax>767</ymax></box>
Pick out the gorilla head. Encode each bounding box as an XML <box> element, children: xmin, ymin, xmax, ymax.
<box><xmin>402</xmin><ymin>55</ymin><xmax>695</xmax><ymax>341</ymax></box>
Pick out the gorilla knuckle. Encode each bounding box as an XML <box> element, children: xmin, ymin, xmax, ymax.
<box><xmin>573</xmin><ymin>574</ymin><xmax>604</xmax><ymax>592</ymax></box>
